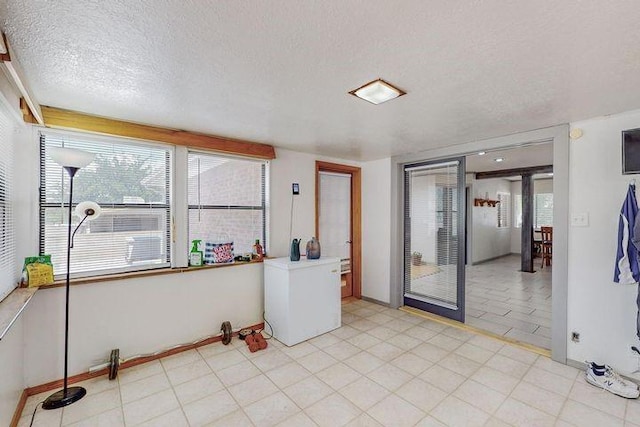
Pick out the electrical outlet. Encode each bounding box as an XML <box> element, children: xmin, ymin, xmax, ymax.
<box><xmin>571</xmin><ymin>332</ymin><xmax>580</xmax><ymax>342</ymax></box>
<box><xmin>571</xmin><ymin>213</ymin><xmax>589</xmax><ymax>227</ymax></box>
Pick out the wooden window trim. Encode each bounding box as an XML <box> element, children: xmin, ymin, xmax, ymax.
<box><xmin>40</xmin><ymin>106</ymin><xmax>276</xmax><ymax>160</ymax></box>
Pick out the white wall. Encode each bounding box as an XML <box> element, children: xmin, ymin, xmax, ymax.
<box><xmin>567</xmin><ymin>109</ymin><xmax>640</xmax><ymax>377</ymax></box>
<box><xmin>536</xmin><ymin>178</ymin><xmax>553</xmax><ymax>194</ymax></box>
<box><xmin>362</xmin><ymin>158</ymin><xmax>391</xmax><ymax>303</ymax></box>
<box><xmin>510</xmin><ymin>178</ymin><xmax>554</xmax><ymax>254</ymax></box>
<box><xmin>24</xmin><ymin>264</ymin><xmax>263</xmax><ymax>385</ymax></box>
<box><xmin>270</xmin><ymin>148</ymin><xmax>392</xmax><ymax>303</ymax></box>
<box><xmin>0</xmin><ymin>316</ymin><xmax>24</xmax><ymax>426</ymax></box>
<box><xmin>268</xmin><ymin>148</ymin><xmax>360</xmax><ymax>257</ymax></box>
<box><xmin>470</xmin><ymin>178</ymin><xmax>512</xmax><ymax>263</ymax></box>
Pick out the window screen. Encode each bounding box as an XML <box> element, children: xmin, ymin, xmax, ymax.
<box><xmin>0</xmin><ymin>105</ymin><xmax>15</xmax><ymax>301</ymax></box>
<box><xmin>188</xmin><ymin>152</ymin><xmax>267</xmax><ymax>256</ymax></box>
<box><xmin>40</xmin><ymin>133</ymin><xmax>172</xmax><ymax>277</ymax></box>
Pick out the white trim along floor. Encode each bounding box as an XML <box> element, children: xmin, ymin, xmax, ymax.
<box><xmin>19</xmin><ymin>299</ymin><xmax>637</xmax><ymax>427</ymax></box>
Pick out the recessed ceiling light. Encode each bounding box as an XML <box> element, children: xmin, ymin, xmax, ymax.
<box><xmin>478</xmin><ymin>151</ymin><xmax>486</xmax><ymax>156</ymax></box>
<box><xmin>349</xmin><ymin>78</ymin><xmax>406</xmax><ymax>105</ymax></box>
<box><xmin>494</xmin><ymin>157</ymin><xmax>504</xmax><ymax>162</ymax></box>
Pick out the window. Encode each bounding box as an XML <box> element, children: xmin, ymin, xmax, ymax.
<box><xmin>40</xmin><ymin>133</ymin><xmax>171</xmax><ymax>277</ymax></box>
<box><xmin>534</xmin><ymin>193</ymin><xmax>553</xmax><ymax>228</ymax></box>
<box><xmin>187</xmin><ymin>151</ymin><xmax>267</xmax><ymax>256</ymax></box>
<box><xmin>0</xmin><ymin>105</ymin><xmax>15</xmax><ymax>301</ymax></box>
<box><xmin>512</xmin><ymin>193</ymin><xmax>553</xmax><ymax>228</ymax></box>
<box><xmin>514</xmin><ymin>194</ymin><xmax>522</xmax><ymax>228</ymax></box>
<box><xmin>497</xmin><ymin>192</ymin><xmax>510</xmax><ymax>228</ymax></box>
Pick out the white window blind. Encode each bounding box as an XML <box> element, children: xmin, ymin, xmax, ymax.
<box><xmin>514</xmin><ymin>194</ymin><xmax>523</xmax><ymax>228</ymax></box>
<box><xmin>534</xmin><ymin>193</ymin><xmax>554</xmax><ymax>228</ymax></box>
<box><xmin>40</xmin><ymin>132</ymin><xmax>172</xmax><ymax>278</ymax></box>
<box><xmin>0</xmin><ymin>104</ymin><xmax>15</xmax><ymax>301</ymax></box>
<box><xmin>187</xmin><ymin>151</ymin><xmax>267</xmax><ymax>256</ymax></box>
<box><xmin>497</xmin><ymin>192</ymin><xmax>510</xmax><ymax>228</ymax></box>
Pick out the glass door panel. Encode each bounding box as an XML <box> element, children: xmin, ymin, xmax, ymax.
<box><xmin>404</xmin><ymin>158</ymin><xmax>465</xmax><ymax>321</ymax></box>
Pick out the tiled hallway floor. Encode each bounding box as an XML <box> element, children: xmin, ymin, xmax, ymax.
<box><xmin>466</xmin><ymin>255</ymin><xmax>552</xmax><ymax>349</ymax></box>
<box><xmin>20</xmin><ymin>300</ymin><xmax>638</xmax><ymax>427</ymax></box>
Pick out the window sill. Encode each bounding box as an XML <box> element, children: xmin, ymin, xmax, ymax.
<box><xmin>32</xmin><ymin>258</ymin><xmax>266</xmax><ymax>290</ymax></box>
<box><xmin>0</xmin><ymin>287</ymin><xmax>38</xmax><ymax>340</ymax></box>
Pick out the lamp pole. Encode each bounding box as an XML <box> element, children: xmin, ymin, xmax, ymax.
<box><xmin>42</xmin><ymin>146</ymin><xmax>97</xmax><ymax>410</ymax></box>
<box><xmin>43</xmin><ymin>166</ymin><xmax>87</xmax><ymax>409</ymax></box>
<box><xmin>63</xmin><ymin>167</ymin><xmax>76</xmax><ymax>393</ymax></box>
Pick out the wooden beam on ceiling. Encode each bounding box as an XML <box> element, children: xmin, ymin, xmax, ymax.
<box><xmin>41</xmin><ymin>106</ymin><xmax>276</xmax><ymax>160</ymax></box>
<box><xmin>1</xmin><ymin>33</ymin><xmax>44</xmax><ymax>125</ymax></box>
<box><xmin>20</xmin><ymin>98</ymin><xmax>37</xmax><ymax>124</ymax></box>
<box><xmin>475</xmin><ymin>164</ymin><xmax>553</xmax><ymax>180</ymax></box>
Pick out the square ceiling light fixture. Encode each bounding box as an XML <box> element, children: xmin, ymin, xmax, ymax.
<box><xmin>349</xmin><ymin>78</ymin><xmax>406</xmax><ymax>105</ymax></box>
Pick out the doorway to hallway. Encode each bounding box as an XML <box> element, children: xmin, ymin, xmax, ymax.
<box><xmin>464</xmin><ymin>143</ymin><xmax>554</xmax><ymax>349</ymax></box>
<box><xmin>465</xmin><ymin>254</ymin><xmax>551</xmax><ymax>349</ymax></box>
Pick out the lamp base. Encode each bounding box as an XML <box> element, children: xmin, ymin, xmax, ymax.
<box><xmin>42</xmin><ymin>386</ymin><xmax>86</xmax><ymax>410</ymax></box>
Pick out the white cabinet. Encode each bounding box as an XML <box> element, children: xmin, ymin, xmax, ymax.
<box><xmin>264</xmin><ymin>257</ymin><xmax>341</xmax><ymax>346</ymax></box>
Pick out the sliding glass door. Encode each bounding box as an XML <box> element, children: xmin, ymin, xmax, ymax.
<box><xmin>404</xmin><ymin>158</ymin><xmax>466</xmax><ymax>322</ymax></box>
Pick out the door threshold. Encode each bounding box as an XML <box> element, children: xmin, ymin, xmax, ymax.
<box><xmin>341</xmin><ymin>296</ymin><xmax>359</xmax><ymax>304</ymax></box>
<box><xmin>399</xmin><ymin>306</ymin><xmax>551</xmax><ymax>358</ymax></box>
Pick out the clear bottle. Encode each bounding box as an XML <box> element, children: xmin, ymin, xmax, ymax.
<box><xmin>253</xmin><ymin>239</ymin><xmax>264</xmax><ymax>260</ymax></box>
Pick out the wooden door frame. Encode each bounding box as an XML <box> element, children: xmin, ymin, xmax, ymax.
<box><xmin>315</xmin><ymin>161</ymin><xmax>362</xmax><ymax>299</ymax></box>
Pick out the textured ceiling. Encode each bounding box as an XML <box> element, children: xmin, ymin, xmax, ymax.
<box><xmin>1</xmin><ymin>1</ymin><xmax>640</xmax><ymax>161</ymax></box>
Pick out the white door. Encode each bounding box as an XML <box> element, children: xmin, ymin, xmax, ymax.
<box><xmin>318</xmin><ymin>171</ymin><xmax>352</xmax><ymax>297</ymax></box>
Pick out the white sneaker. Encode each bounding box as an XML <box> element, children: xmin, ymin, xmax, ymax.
<box><xmin>591</xmin><ymin>362</ymin><xmax>639</xmax><ymax>390</ymax></box>
<box><xmin>585</xmin><ymin>361</ymin><xmax>640</xmax><ymax>399</ymax></box>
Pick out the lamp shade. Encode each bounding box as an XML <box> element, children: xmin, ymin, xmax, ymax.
<box><xmin>75</xmin><ymin>201</ymin><xmax>102</xmax><ymax>220</ymax></box>
<box><xmin>49</xmin><ymin>147</ymin><xmax>95</xmax><ymax>168</ymax></box>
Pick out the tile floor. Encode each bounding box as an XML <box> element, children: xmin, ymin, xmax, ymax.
<box><xmin>20</xmin><ymin>299</ymin><xmax>637</xmax><ymax>427</ymax></box>
<box><xmin>465</xmin><ymin>255</ymin><xmax>552</xmax><ymax>349</ymax></box>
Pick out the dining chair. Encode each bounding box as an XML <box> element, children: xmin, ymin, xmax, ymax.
<box><xmin>540</xmin><ymin>226</ymin><xmax>553</xmax><ymax>268</ymax></box>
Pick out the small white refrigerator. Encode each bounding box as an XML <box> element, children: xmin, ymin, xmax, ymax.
<box><xmin>264</xmin><ymin>257</ymin><xmax>341</xmax><ymax>346</ymax></box>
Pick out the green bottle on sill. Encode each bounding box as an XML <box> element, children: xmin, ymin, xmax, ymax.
<box><xmin>190</xmin><ymin>239</ymin><xmax>203</xmax><ymax>266</ymax></box>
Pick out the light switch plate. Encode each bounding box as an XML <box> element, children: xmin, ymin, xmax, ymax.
<box><xmin>571</xmin><ymin>212</ymin><xmax>589</xmax><ymax>227</ymax></box>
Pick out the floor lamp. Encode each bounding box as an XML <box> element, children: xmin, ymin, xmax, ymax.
<box><xmin>43</xmin><ymin>147</ymin><xmax>99</xmax><ymax>410</ymax></box>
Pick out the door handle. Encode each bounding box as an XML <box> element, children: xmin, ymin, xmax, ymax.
<box><xmin>346</xmin><ymin>240</ymin><xmax>352</xmax><ymax>244</ymax></box>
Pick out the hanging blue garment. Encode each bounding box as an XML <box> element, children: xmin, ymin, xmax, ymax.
<box><xmin>614</xmin><ymin>183</ymin><xmax>640</xmax><ymax>285</ymax></box>
<box><xmin>631</xmin><ymin>188</ymin><xmax>640</xmax><ymax>339</ymax></box>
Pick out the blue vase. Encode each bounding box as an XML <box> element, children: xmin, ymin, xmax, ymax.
<box><xmin>290</xmin><ymin>239</ymin><xmax>301</xmax><ymax>261</ymax></box>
